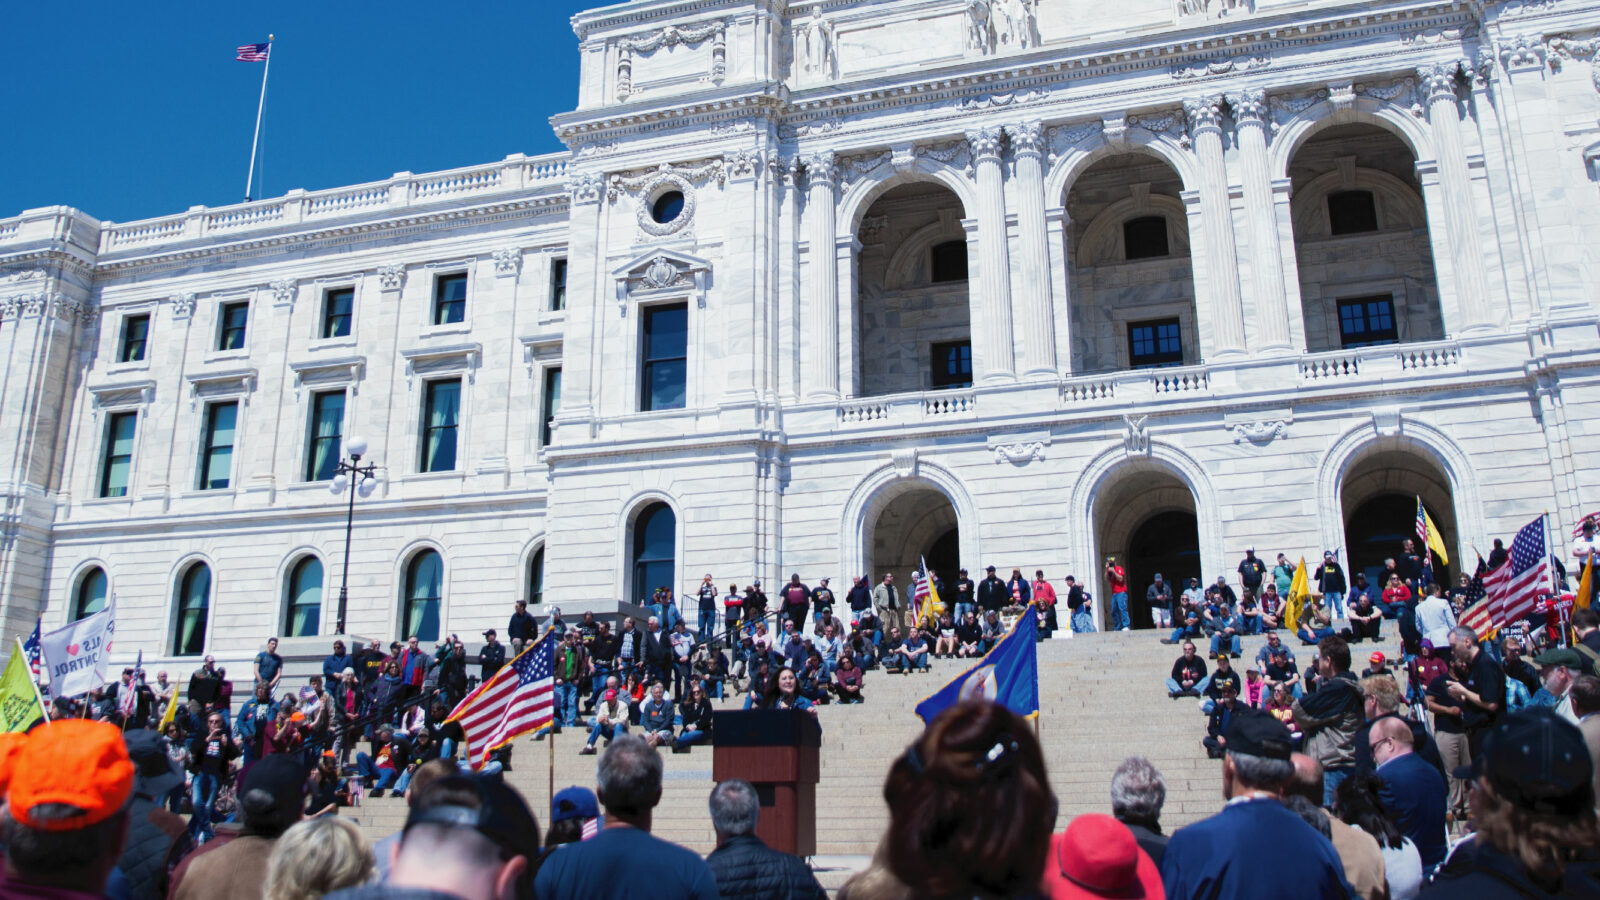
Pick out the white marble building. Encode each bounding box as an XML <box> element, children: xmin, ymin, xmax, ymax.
<box><xmin>4</xmin><ymin>0</ymin><xmax>1600</xmax><ymax>672</ymax></box>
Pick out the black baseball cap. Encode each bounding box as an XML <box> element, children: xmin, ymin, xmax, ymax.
<box><xmin>405</xmin><ymin>774</ymin><xmax>541</xmax><ymax>861</ymax></box>
<box><xmin>1222</xmin><ymin>709</ymin><xmax>1293</xmax><ymax>761</ymax></box>
<box><xmin>986</xmin><ymin>565</ymin><xmax>996</xmax><ymax>572</ymax></box>
<box><xmin>483</xmin><ymin>628</ymin><xmax>497</xmax><ymax>637</ymax></box>
<box><xmin>1452</xmin><ymin>707</ymin><xmax>1593</xmax><ymax>814</ymax></box>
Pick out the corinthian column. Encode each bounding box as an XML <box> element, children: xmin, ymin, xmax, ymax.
<box><xmin>802</xmin><ymin>152</ymin><xmax>840</xmax><ymax>399</ymax></box>
<box><xmin>1417</xmin><ymin>64</ymin><xmax>1492</xmax><ymax>331</ymax></box>
<box><xmin>967</xmin><ymin>127</ymin><xmax>1016</xmax><ymax>381</ymax></box>
<box><xmin>1227</xmin><ymin>89</ymin><xmax>1293</xmax><ymax>352</ymax></box>
<box><xmin>1005</xmin><ymin>121</ymin><xmax>1058</xmax><ymax>376</ymax></box>
<box><xmin>1183</xmin><ymin>95</ymin><xmax>1246</xmax><ymax>357</ymax></box>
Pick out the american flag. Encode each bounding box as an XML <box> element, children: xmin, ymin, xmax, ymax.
<box><xmin>236</xmin><ymin>42</ymin><xmax>271</xmax><ymax>62</ymax></box>
<box><xmin>447</xmin><ymin>630</ymin><xmax>554</xmax><ymax>768</ymax></box>
<box><xmin>1415</xmin><ymin>497</ymin><xmax>1429</xmax><ymax>552</ymax></box>
<box><xmin>1481</xmin><ymin>515</ymin><xmax>1550</xmax><ymax>630</ymax></box>
<box><xmin>22</xmin><ymin>617</ymin><xmax>40</xmax><ymax>677</ymax></box>
<box><xmin>1458</xmin><ymin>555</ymin><xmax>1494</xmax><ymax>634</ymax></box>
<box><xmin>119</xmin><ymin>650</ymin><xmax>142</xmax><ymax>720</ymax></box>
<box><xmin>581</xmin><ymin>818</ymin><xmax>600</xmax><ymax>840</ymax></box>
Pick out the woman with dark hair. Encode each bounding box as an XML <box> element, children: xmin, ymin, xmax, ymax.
<box><xmin>878</xmin><ymin>700</ymin><xmax>1056</xmax><ymax>899</ymax></box>
<box><xmin>759</xmin><ymin>668</ymin><xmax>817</xmax><ymax>715</ymax></box>
<box><xmin>1337</xmin><ymin>772</ymin><xmax>1422</xmax><ymax>899</ymax></box>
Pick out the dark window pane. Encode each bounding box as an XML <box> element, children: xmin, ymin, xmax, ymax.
<box><xmin>323</xmin><ymin>288</ymin><xmax>354</xmax><ymax>338</ymax></box>
<box><xmin>174</xmin><ymin>564</ymin><xmax>211</xmax><ymax>656</ymax></box>
<box><xmin>1328</xmin><ymin>191</ymin><xmax>1379</xmax><ymax>236</ymax></box>
<box><xmin>120</xmin><ymin>315</ymin><xmax>149</xmax><ymax>363</ymax></box>
<box><xmin>306</xmin><ymin>391</ymin><xmax>345</xmax><ymax>481</ymax></box>
<box><xmin>100</xmin><ymin>412</ymin><xmax>137</xmax><ymax>498</ymax></box>
<box><xmin>422</xmin><ymin>380</ymin><xmax>461</xmax><ymax>472</ymax></box>
<box><xmin>650</xmin><ymin>191</ymin><xmax>685</xmax><ymax>224</ymax></box>
<box><xmin>550</xmin><ymin>258</ymin><xmax>568</xmax><ymax>312</ymax></box>
<box><xmin>1128</xmin><ymin>317</ymin><xmax>1184</xmax><ymax>368</ymax></box>
<box><xmin>1337</xmin><ymin>294</ymin><xmax>1399</xmax><ymax>348</ymax></box>
<box><xmin>643</xmin><ymin>306</ymin><xmax>688</xmax><ymax>359</ymax></box>
<box><xmin>631</xmin><ymin>504</ymin><xmax>676</xmax><ymax>605</ymax></box>
<box><xmin>218</xmin><ymin>302</ymin><xmax>249</xmax><ymax>351</ymax></box>
<box><xmin>199</xmin><ymin>402</ymin><xmax>237</xmax><ymax>490</ymax></box>
<box><xmin>541</xmin><ymin>367</ymin><xmax>562</xmax><ymax>448</ymax></box>
<box><xmin>647</xmin><ymin>361</ymin><xmax>687</xmax><ymax>410</ymax></box>
<box><xmin>641</xmin><ymin>304</ymin><xmax>688</xmax><ymax>412</ymax></box>
<box><xmin>528</xmin><ymin>548</ymin><xmax>545</xmax><ymax>608</ymax></box>
<box><xmin>930</xmin><ymin>241</ymin><xmax>969</xmax><ymax>283</ymax></box>
<box><xmin>434</xmin><ymin>274</ymin><xmax>467</xmax><ymax>325</ymax></box>
<box><xmin>286</xmin><ymin>556</ymin><xmax>323</xmax><ymax>637</ymax></box>
<box><xmin>404</xmin><ymin>551</ymin><xmax>442</xmax><ymax>641</ymax></box>
<box><xmin>74</xmin><ymin>568</ymin><xmax>108</xmax><ymax>620</ymax></box>
<box><xmin>1123</xmin><ymin>217</ymin><xmax>1170</xmax><ymax>260</ymax></box>
<box><xmin>930</xmin><ymin>340</ymin><xmax>973</xmax><ymax>388</ymax></box>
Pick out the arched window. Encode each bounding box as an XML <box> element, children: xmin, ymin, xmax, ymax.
<box><xmin>172</xmin><ymin>563</ymin><xmax>212</xmax><ymax>656</ymax></box>
<box><xmin>284</xmin><ymin>556</ymin><xmax>323</xmax><ymax>638</ymax></box>
<box><xmin>528</xmin><ymin>547</ymin><xmax>545</xmax><ymax>609</ymax></box>
<box><xmin>73</xmin><ymin>567</ymin><xmax>108</xmax><ymax>620</ymax></box>
<box><xmin>403</xmin><ymin>550</ymin><xmax>443</xmax><ymax>641</ymax></box>
<box><xmin>631</xmin><ymin>503</ymin><xmax>676</xmax><ymax>606</ymax></box>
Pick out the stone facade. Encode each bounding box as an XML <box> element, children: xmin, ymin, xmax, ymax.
<box><xmin>4</xmin><ymin>0</ymin><xmax>1600</xmax><ymax>672</ymax></box>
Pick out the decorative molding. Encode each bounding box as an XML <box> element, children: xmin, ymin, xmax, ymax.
<box><xmin>614</xmin><ymin>19</ymin><xmax>726</xmax><ymax>100</ymax></box>
<box><xmin>1172</xmin><ymin>52</ymin><xmax>1270</xmax><ymax>81</ymax></box>
<box><xmin>859</xmin><ymin>215</ymin><xmax>889</xmax><ymax>243</ymax></box>
<box><xmin>965</xmin><ymin>0</ymin><xmax>1038</xmax><ymax>55</ymax></box>
<box><xmin>1182</xmin><ymin>95</ymin><xmax>1226</xmax><ymax>136</ymax></box>
<box><xmin>288</xmin><ymin>356</ymin><xmax>366</xmax><ymax>398</ymax></box>
<box><xmin>1401</xmin><ymin>24</ymin><xmax>1478</xmax><ymax>46</ymax></box>
<box><xmin>400</xmin><ymin>342</ymin><xmax>482</xmax><ymax>387</ymax></box>
<box><xmin>1227</xmin><ymin>89</ymin><xmax>1268</xmax><ymax>128</ymax></box>
<box><xmin>185</xmin><ymin>367</ymin><xmax>258</xmax><ymax>410</ymax></box>
<box><xmin>1228</xmin><ymin>420</ymin><xmax>1287</xmax><ymax>445</ymax></box>
<box><xmin>376</xmin><ymin>265</ymin><xmax>405</xmax><ymax>293</ymax></box>
<box><xmin>965</xmin><ymin>126</ymin><xmax>1006</xmax><ymax>162</ymax></box>
<box><xmin>777</xmin><ymin>119</ymin><xmax>840</xmax><ymax>141</ymax></box>
<box><xmin>269</xmin><ymin>277</ymin><xmax>297</xmax><ymax>308</ymax></box>
<box><xmin>608</xmin><ymin>159</ymin><xmax>725</xmax><ymax>203</ymax></box>
<box><xmin>891</xmin><ymin>447</ymin><xmax>919</xmax><ymax>478</ymax></box>
<box><xmin>958</xmin><ymin>88</ymin><xmax>1048</xmax><ymax>111</ymax></box>
<box><xmin>989</xmin><ymin>431</ymin><xmax>1050</xmax><ymax>465</ymax></box>
<box><xmin>1005</xmin><ymin>121</ymin><xmax>1046</xmax><ymax>159</ymax></box>
<box><xmin>569</xmin><ymin>173</ymin><xmax>604</xmax><ymax>205</ymax></box>
<box><xmin>0</xmin><ymin>268</ymin><xmax>46</xmax><ymax>284</ymax></box>
<box><xmin>1124</xmin><ymin>414</ymin><xmax>1149</xmax><ymax>454</ymax></box>
<box><xmin>836</xmin><ymin>151</ymin><xmax>891</xmax><ymax>189</ymax></box>
<box><xmin>611</xmin><ymin>248</ymin><xmax>712</xmax><ymax>315</ymax></box>
<box><xmin>170</xmin><ymin>292</ymin><xmax>197</xmax><ymax>319</ymax></box>
<box><xmin>1496</xmin><ymin>35</ymin><xmax>1547</xmax><ymax>71</ymax></box>
<box><xmin>801</xmin><ymin>152</ymin><xmax>839</xmax><ymax>189</ymax></box>
<box><xmin>492</xmin><ymin>248</ymin><xmax>522</xmax><ymax>277</ymax></box>
<box><xmin>1548</xmin><ymin>34</ymin><xmax>1600</xmax><ymax>93</ymax></box>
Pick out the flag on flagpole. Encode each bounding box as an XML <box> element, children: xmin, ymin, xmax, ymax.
<box><xmin>1481</xmin><ymin>515</ymin><xmax>1550</xmax><ymax>629</ymax></box>
<box><xmin>21</xmin><ymin>618</ymin><xmax>40</xmax><ymax>678</ymax></box>
<box><xmin>119</xmin><ymin>650</ymin><xmax>142</xmax><ymax>720</ymax></box>
<box><xmin>1282</xmin><ymin>558</ymin><xmax>1311</xmax><ymax>633</ymax></box>
<box><xmin>1417</xmin><ymin>497</ymin><xmax>1450</xmax><ymax>567</ymax></box>
<box><xmin>447</xmin><ymin>630</ymin><xmax>555</xmax><ymax>768</ymax></box>
<box><xmin>236</xmin><ymin>42</ymin><xmax>271</xmax><ymax>62</ymax></box>
<box><xmin>0</xmin><ymin>645</ymin><xmax>43</xmax><ymax>733</ymax></box>
<box><xmin>1459</xmin><ymin>556</ymin><xmax>1495</xmax><ymax>635</ymax></box>
<box><xmin>157</xmin><ymin>687</ymin><xmax>179</xmax><ymax>733</ymax></box>
<box><xmin>916</xmin><ymin>556</ymin><xmax>943</xmax><ymax>628</ymax></box>
<box><xmin>916</xmin><ymin>605</ymin><xmax>1039</xmax><ymax>724</ymax></box>
<box><xmin>1578</xmin><ymin>555</ymin><xmax>1594</xmax><ymax>611</ymax></box>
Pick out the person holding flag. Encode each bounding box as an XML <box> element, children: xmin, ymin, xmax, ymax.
<box><xmin>1572</xmin><ymin>517</ymin><xmax>1597</xmax><ymax>610</ymax></box>
<box><xmin>0</xmin><ymin>638</ymin><xmax>47</xmax><ymax>733</ymax></box>
<box><xmin>916</xmin><ymin>604</ymin><xmax>1039</xmax><ymax>726</ymax></box>
<box><xmin>1417</xmin><ymin>496</ymin><xmax>1451</xmax><ymax>586</ymax></box>
<box><xmin>118</xmin><ymin>650</ymin><xmax>143</xmax><ymax>726</ymax></box>
<box><xmin>914</xmin><ymin>557</ymin><xmax>945</xmax><ymax>630</ymax></box>
<box><xmin>1281</xmin><ymin>557</ymin><xmax>1311</xmax><ymax>638</ymax></box>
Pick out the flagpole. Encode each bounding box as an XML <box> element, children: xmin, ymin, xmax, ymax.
<box><xmin>16</xmin><ymin>639</ymin><xmax>49</xmax><ymax>724</ymax></box>
<box><xmin>244</xmin><ymin>35</ymin><xmax>275</xmax><ymax>201</ymax></box>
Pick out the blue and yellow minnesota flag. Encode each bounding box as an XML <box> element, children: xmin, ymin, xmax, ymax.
<box><xmin>915</xmin><ymin>604</ymin><xmax>1039</xmax><ymax>724</ymax></box>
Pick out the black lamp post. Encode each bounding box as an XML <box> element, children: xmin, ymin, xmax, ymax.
<box><xmin>328</xmin><ymin>435</ymin><xmax>378</xmax><ymax>635</ymax></box>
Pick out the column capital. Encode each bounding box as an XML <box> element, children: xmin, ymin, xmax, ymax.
<box><xmin>1182</xmin><ymin>95</ymin><xmax>1226</xmax><ymax>137</ymax></box>
<box><xmin>1415</xmin><ymin>63</ymin><xmax>1463</xmax><ymax>104</ymax></box>
<box><xmin>965</xmin><ymin>126</ymin><xmax>1006</xmax><ymax>163</ymax></box>
<box><xmin>1226</xmin><ymin>89</ymin><xmax>1269</xmax><ymax>130</ymax></box>
<box><xmin>1497</xmin><ymin>33</ymin><xmax>1548</xmax><ymax>72</ymax></box>
<box><xmin>1004</xmin><ymin>122</ymin><xmax>1046</xmax><ymax>160</ymax></box>
<box><xmin>801</xmin><ymin>152</ymin><xmax>838</xmax><ymax>188</ymax></box>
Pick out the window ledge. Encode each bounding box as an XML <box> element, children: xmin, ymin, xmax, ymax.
<box><xmin>401</xmin><ymin>342</ymin><xmax>481</xmax><ymax>385</ymax></box>
<box><xmin>184</xmin><ymin>368</ymin><xmax>258</xmax><ymax>409</ymax></box>
<box><xmin>308</xmin><ymin>336</ymin><xmax>358</xmax><ymax>353</ymax></box>
<box><xmin>421</xmin><ymin>322</ymin><xmax>473</xmax><ymax>339</ymax></box>
<box><xmin>203</xmin><ymin>348</ymin><xmax>251</xmax><ymax>365</ymax></box>
<box><xmin>289</xmin><ymin>356</ymin><xmax>366</xmax><ymax>396</ymax></box>
<box><xmin>106</xmin><ymin>359</ymin><xmax>151</xmax><ymax>375</ymax></box>
<box><xmin>400</xmin><ymin>470</ymin><xmax>465</xmax><ymax>484</ymax></box>
<box><xmin>176</xmin><ymin>488</ymin><xmax>240</xmax><ymax>500</ymax></box>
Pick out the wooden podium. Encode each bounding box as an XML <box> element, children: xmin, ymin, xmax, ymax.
<box><xmin>711</xmin><ymin>709</ymin><xmax>821</xmax><ymax>857</ymax></box>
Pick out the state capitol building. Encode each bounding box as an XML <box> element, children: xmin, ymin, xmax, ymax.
<box><xmin>3</xmin><ymin>0</ymin><xmax>1599</xmax><ymax>669</ymax></box>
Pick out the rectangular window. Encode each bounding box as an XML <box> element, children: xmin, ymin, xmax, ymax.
<box><xmin>1128</xmin><ymin>317</ymin><xmax>1184</xmax><ymax>368</ymax></box>
<box><xmin>640</xmin><ymin>304</ymin><xmax>688</xmax><ymax>412</ymax></box>
<box><xmin>930</xmin><ymin>241</ymin><xmax>968</xmax><ymax>283</ymax></box>
<box><xmin>1337</xmin><ymin>295</ymin><xmax>1400</xmax><ymax>348</ymax></box>
<box><xmin>549</xmin><ymin>258</ymin><xmax>568</xmax><ymax>311</ymax></box>
<box><xmin>540</xmin><ymin>367</ymin><xmax>562</xmax><ymax>448</ymax></box>
<box><xmin>433</xmin><ymin>273</ymin><xmax>467</xmax><ymax>325</ymax></box>
<box><xmin>1122</xmin><ymin>217</ymin><xmax>1171</xmax><ymax>260</ymax></box>
<box><xmin>119</xmin><ymin>314</ymin><xmax>150</xmax><ymax>363</ymax></box>
<box><xmin>305</xmin><ymin>391</ymin><xmax>346</xmax><ymax>481</ymax></box>
<box><xmin>217</xmin><ymin>302</ymin><xmax>249</xmax><ymax>351</ymax></box>
<box><xmin>421</xmin><ymin>379</ymin><xmax>461</xmax><ymax>472</ymax></box>
<box><xmin>198</xmin><ymin>401</ymin><xmax>238</xmax><ymax>490</ymax></box>
<box><xmin>930</xmin><ymin>340</ymin><xmax>973</xmax><ymax>388</ymax></box>
<box><xmin>1327</xmin><ymin>190</ymin><xmax>1379</xmax><ymax>236</ymax></box>
<box><xmin>322</xmin><ymin>288</ymin><xmax>353</xmax><ymax>339</ymax></box>
<box><xmin>99</xmin><ymin>412</ymin><xmax>137</xmax><ymax>498</ymax></box>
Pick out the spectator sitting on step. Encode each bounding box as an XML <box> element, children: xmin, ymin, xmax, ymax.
<box><xmin>846</xmin><ymin>627</ymin><xmax>878</xmax><ymax>671</ymax></box>
<box><xmin>980</xmin><ymin>610</ymin><xmax>1005</xmax><ymax>652</ymax></box>
<box><xmin>1207</xmin><ymin>602</ymin><xmax>1243</xmax><ymax>659</ymax></box>
<box><xmin>759</xmin><ymin>667</ymin><xmax>818</xmax><ymax>716</ymax></box>
<box><xmin>1167</xmin><ymin>642</ymin><xmax>1208</xmax><ymax>699</ymax></box>
<box><xmin>639</xmin><ymin>683</ymin><xmax>675</xmax><ymax>749</ymax></box>
<box><xmin>900</xmin><ymin>628</ymin><xmax>932</xmax><ymax>673</ymax></box>
<box><xmin>355</xmin><ymin>725</ymin><xmax>408</xmax><ymax>796</ymax></box>
<box><xmin>1266</xmin><ymin>684</ymin><xmax>1302</xmax><ymax>741</ymax></box>
<box><xmin>1263</xmin><ymin>646</ymin><xmax>1304</xmax><ymax>701</ymax></box>
<box><xmin>1110</xmin><ymin>755</ymin><xmax>1169</xmax><ymax>866</ymax></box>
<box><xmin>817</xmin><ymin>624</ymin><xmax>844</xmax><ymax>679</ymax></box>
<box><xmin>1201</xmin><ymin>654</ymin><xmax>1241</xmax><ymax>715</ymax></box>
<box><xmin>880</xmin><ymin>627</ymin><xmax>907</xmax><ymax>673</ymax></box>
<box><xmin>581</xmin><ymin>689</ymin><xmax>629</xmax><ymax>755</ymax></box>
<box><xmin>955</xmin><ymin>612</ymin><xmax>983</xmax><ymax>658</ymax></box>
<box><xmin>781</xmin><ymin>626</ymin><xmax>807</xmax><ymax>672</ymax></box>
<box><xmin>1298</xmin><ymin>601</ymin><xmax>1336</xmax><ymax>646</ymax></box>
<box><xmin>934</xmin><ymin>614</ymin><xmax>958</xmax><ymax>658</ymax></box>
<box><xmin>881</xmin><ymin>700</ymin><xmax>1056</xmax><ymax>900</ymax></box>
<box><xmin>833</xmin><ymin>653</ymin><xmax>865</xmax><ymax>705</ymax></box>
<box><xmin>1243</xmin><ymin>665</ymin><xmax>1266</xmax><ymax>708</ymax></box>
<box><xmin>1360</xmin><ymin>651</ymin><xmax>1392</xmax><ymax>681</ymax></box>
<box><xmin>1164</xmin><ymin>606</ymin><xmax>1206</xmax><ymax>646</ymax></box>
<box><xmin>1347</xmin><ymin>591</ymin><xmax>1383</xmax><ymax>643</ymax></box>
<box><xmin>706</xmin><ymin>779</ymin><xmax>827</xmax><ymax>900</ymax></box>
<box><xmin>1203</xmin><ymin>682</ymin><xmax>1242</xmax><ymax>759</ymax></box>
<box><xmin>1239</xmin><ymin>590</ymin><xmax>1263</xmax><ymax>636</ymax></box>
<box><xmin>673</xmin><ymin>682</ymin><xmax>713</xmax><ymax>753</ymax></box>
<box><xmin>694</xmin><ymin>646</ymin><xmax>728</xmax><ymax>700</ymax></box>
<box><xmin>798</xmin><ymin>652</ymin><xmax>829</xmax><ymax>705</ymax></box>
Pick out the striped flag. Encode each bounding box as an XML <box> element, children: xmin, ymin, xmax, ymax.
<box><xmin>1482</xmin><ymin>515</ymin><xmax>1550</xmax><ymax>630</ymax></box>
<box><xmin>1417</xmin><ymin>497</ymin><xmax>1450</xmax><ymax>567</ymax></box>
<box><xmin>447</xmin><ymin>630</ymin><xmax>555</xmax><ymax>768</ymax></box>
<box><xmin>21</xmin><ymin>618</ymin><xmax>40</xmax><ymax>678</ymax></box>
<box><xmin>1458</xmin><ymin>557</ymin><xmax>1494</xmax><ymax>635</ymax></box>
<box><xmin>236</xmin><ymin>42</ymin><xmax>271</xmax><ymax>62</ymax></box>
<box><xmin>581</xmin><ymin>817</ymin><xmax>600</xmax><ymax>840</ymax></box>
<box><xmin>118</xmin><ymin>650</ymin><xmax>142</xmax><ymax>720</ymax></box>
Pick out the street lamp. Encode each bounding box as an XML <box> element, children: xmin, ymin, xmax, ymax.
<box><xmin>329</xmin><ymin>435</ymin><xmax>378</xmax><ymax>635</ymax></box>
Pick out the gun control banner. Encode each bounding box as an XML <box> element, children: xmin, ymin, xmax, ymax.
<box><xmin>40</xmin><ymin>600</ymin><xmax>115</xmax><ymax>697</ymax></box>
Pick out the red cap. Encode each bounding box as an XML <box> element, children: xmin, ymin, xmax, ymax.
<box><xmin>1369</xmin><ymin>651</ymin><xmax>1386</xmax><ymax>664</ymax></box>
<box><xmin>8</xmin><ymin>720</ymin><xmax>133</xmax><ymax>832</ymax></box>
<box><xmin>1042</xmin><ymin>814</ymin><xmax>1163</xmax><ymax>900</ymax></box>
<box><xmin>605</xmin><ymin>690</ymin><xmax>618</xmax><ymax>701</ymax></box>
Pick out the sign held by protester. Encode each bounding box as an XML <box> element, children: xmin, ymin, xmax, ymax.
<box><xmin>40</xmin><ymin>601</ymin><xmax>115</xmax><ymax>697</ymax></box>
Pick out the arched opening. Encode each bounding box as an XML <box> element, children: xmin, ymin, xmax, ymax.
<box><xmin>1340</xmin><ymin>443</ymin><xmax>1456</xmax><ymax>587</ymax></box>
<box><xmin>1093</xmin><ymin>462</ymin><xmax>1201</xmax><ymax>629</ymax></box>
<box><xmin>283</xmin><ymin>556</ymin><xmax>323</xmax><ymax>637</ymax></box>
<box><xmin>1288</xmin><ymin>123</ymin><xmax>1443</xmax><ymax>351</ymax></box>
<box><xmin>856</xmin><ymin>182</ymin><xmax>973</xmax><ymax>395</ymax></box>
<box><xmin>866</xmin><ymin>482</ymin><xmax>959</xmax><ymax>584</ymax></box>
<box><xmin>73</xmin><ymin>566</ymin><xmax>108</xmax><ymax>621</ymax></box>
<box><xmin>1065</xmin><ymin>153</ymin><xmax>1198</xmax><ymax>373</ymax></box>
<box><xmin>527</xmin><ymin>546</ymin><xmax>545</xmax><ymax>609</ymax></box>
<box><xmin>631</xmin><ymin>503</ymin><xmax>676</xmax><ymax>606</ymax></box>
<box><xmin>403</xmin><ymin>550</ymin><xmax>443</xmax><ymax>641</ymax></box>
<box><xmin>172</xmin><ymin>562</ymin><xmax>212</xmax><ymax>656</ymax></box>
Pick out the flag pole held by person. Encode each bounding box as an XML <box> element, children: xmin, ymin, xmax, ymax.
<box><xmin>915</xmin><ymin>604</ymin><xmax>1039</xmax><ymax>726</ymax></box>
<box><xmin>447</xmin><ymin>628</ymin><xmax>556</xmax><ymax>769</ymax></box>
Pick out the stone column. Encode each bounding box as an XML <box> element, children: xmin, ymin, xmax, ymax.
<box><xmin>966</xmin><ymin>127</ymin><xmax>1016</xmax><ymax>381</ymax></box>
<box><xmin>1226</xmin><ymin>89</ymin><xmax>1294</xmax><ymax>353</ymax></box>
<box><xmin>802</xmin><ymin>152</ymin><xmax>840</xmax><ymax>399</ymax></box>
<box><xmin>1417</xmin><ymin>63</ymin><xmax>1492</xmax><ymax>330</ymax></box>
<box><xmin>1183</xmin><ymin>95</ymin><xmax>1246</xmax><ymax>357</ymax></box>
<box><xmin>1005</xmin><ymin>121</ymin><xmax>1058</xmax><ymax>376</ymax></box>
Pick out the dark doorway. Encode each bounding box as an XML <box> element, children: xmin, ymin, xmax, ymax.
<box><xmin>1125</xmin><ymin>511</ymin><xmax>1201</xmax><ymax>629</ymax></box>
<box><xmin>1345</xmin><ymin>493</ymin><xmax>1451</xmax><ymax>588</ymax></box>
<box><xmin>926</xmin><ymin>528</ymin><xmax>960</xmax><ymax>592</ymax></box>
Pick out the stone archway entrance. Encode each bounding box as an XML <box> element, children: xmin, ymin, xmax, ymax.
<box><xmin>1341</xmin><ymin>444</ymin><xmax>1457</xmax><ymax>586</ymax></box>
<box><xmin>866</xmin><ymin>484</ymin><xmax>960</xmax><ymax>586</ymax></box>
<box><xmin>1093</xmin><ymin>462</ymin><xmax>1201</xmax><ymax>630</ymax></box>
<box><xmin>1125</xmin><ymin>511</ymin><xmax>1201</xmax><ymax>629</ymax></box>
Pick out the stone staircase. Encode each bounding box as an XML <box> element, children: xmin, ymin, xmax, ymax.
<box><xmin>348</xmin><ymin>628</ymin><xmax>1405</xmax><ymax>887</ymax></box>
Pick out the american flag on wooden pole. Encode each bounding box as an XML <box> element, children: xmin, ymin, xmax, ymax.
<box><xmin>446</xmin><ymin>630</ymin><xmax>555</xmax><ymax>768</ymax></box>
<box><xmin>1458</xmin><ymin>554</ymin><xmax>1495</xmax><ymax>635</ymax></box>
<box><xmin>1480</xmin><ymin>514</ymin><xmax>1551</xmax><ymax>631</ymax></box>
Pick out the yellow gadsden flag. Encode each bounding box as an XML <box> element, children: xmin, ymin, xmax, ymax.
<box><xmin>0</xmin><ymin>643</ymin><xmax>43</xmax><ymax>733</ymax></box>
<box><xmin>1421</xmin><ymin>501</ymin><xmax>1450</xmax><ymax>568</ymax></box>
<box><xmin>1282</xmin><ymin>558</ymin><xmax>1311</xmax><ymax>633</ymax></box>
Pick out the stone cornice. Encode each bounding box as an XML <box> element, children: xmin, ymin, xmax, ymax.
<box><xmin>571</xmin><ymin>0</ymin><xmax>784</xmax><ymax>41</ymax></box>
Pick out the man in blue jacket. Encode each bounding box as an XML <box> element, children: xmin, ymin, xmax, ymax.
<box><xmin>1161</xmin><ymin>709</ymin><xmax>1351</xmax><ymax>900</ymax></box>
<box><xmin>1372</xmin><ymin>715</ymin><xmax>1449</xmax><ymax>871</ymax></box>
<box><xmin>322</xmin><ymin>639</ymin><xmax>352</xmax><ymax>682</ymax></box>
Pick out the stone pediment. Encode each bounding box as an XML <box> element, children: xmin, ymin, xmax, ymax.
<box><xmin>611</xmin><ymin>249</ymin><xmax>711</xmax><ymax>315</ymax></box>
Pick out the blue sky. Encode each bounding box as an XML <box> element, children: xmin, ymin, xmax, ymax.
<box><xmin>0</xmin><ymin>1</ymin><xmax>597</xmax><ymax>223</ymax></box>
